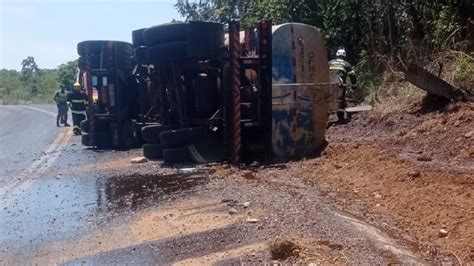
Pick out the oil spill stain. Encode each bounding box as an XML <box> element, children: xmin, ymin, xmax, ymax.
<box><xmin>0</xmin><ymin>168</ymin><xmax>209</xmax><ymax>262</ymax></box>
<box><xmin>95</xmin><ymin>170</ymin><xmax>209</xmax><ymax>214</ymax></box>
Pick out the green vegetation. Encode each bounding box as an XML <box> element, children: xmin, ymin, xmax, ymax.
<box><xmin>176</xmin><ymin>0</ymin><xmax>474</xmax><ymax>103</ymax></box>
<box><xmin>0</xmin><ymin>57</ymin><xmax>78</xmax><ymax>105</ymax></box>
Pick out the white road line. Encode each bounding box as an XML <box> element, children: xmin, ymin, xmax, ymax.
<box><xmin>21</xmin><ymin>105</ymin><xmax>57</xmax><ymax>117</ymax></box>
<box><xmin>0</xmin><ymin>106</ymin><xmax>72</xmax><ymax>206</ymax></box>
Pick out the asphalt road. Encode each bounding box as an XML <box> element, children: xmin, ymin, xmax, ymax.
<box><xmin>0</xmin><ymin>105</ymin><xmax>59</xmax><ymax>184</ymax></box>
<box><xmin>0</xmin><ymin>105</ymin><xmax>162</xmax><ymax>264</ymax></box>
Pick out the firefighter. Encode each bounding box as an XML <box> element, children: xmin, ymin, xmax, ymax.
<box><xmin>68</xmin><ymin>82</ymin><xmax>87</xmax><ymax>135</ymax></box>
<box><xmin>329</xmin><ymin>48</ymin><xmax>357</xmax><ymax>122</ymax></box>
<box><xmin>53</xmin><ymin>86</ymin><xmax>70</xmax><ymax>127</ymax></box>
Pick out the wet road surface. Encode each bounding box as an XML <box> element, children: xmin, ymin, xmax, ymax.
<box><xmin>0</xmin><ymin>105</ymin><xmax>428</xmax><ymax>264</ymax></box>
<box><xmin>0</xmin><ymin>105</ymin><xmax>60</xmax><ymax>183</ymax></box>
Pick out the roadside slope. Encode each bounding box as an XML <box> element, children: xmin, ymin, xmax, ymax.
<box><xmin>305</xmin><ymin>100</ymin><xmax>473</xmax><ymax>263</ymax></box>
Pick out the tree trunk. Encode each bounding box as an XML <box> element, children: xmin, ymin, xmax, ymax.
<box><xmin>386</xmin><ymin>0</ymin><xmax>396</xmax><ymax>60</ymax></box>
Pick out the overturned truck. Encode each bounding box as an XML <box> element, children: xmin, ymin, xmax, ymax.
<box><xmin>133</xmin><ymin>20</ymin><xmax>330</xmax><ymax>164</ymax></box>
<box><xmin>77</xmin><ymin>40</ymin><xmax>142</xmax><ymax>149</ymax></box>
<box><xmin>78</xmin><ymin>20</ymin><xmax>330</xmax><ymax>164</ymax></box>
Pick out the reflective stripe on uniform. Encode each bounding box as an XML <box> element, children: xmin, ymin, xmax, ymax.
<box><xmin>348</xmin><ymin>70</ymin><xmax>356</xmax><ymax>75</ymax></box>
<box><xmin>329</xmin><ymin>65</ymin><xmax>346</xmax><ymax>72</ymax></box>
<box><xmin>73</xmin><ymin>125</ymin><xmax>80</xmax><ymax>129</ymax></box>
<box><xmin>71</xmin><ymin>110</ymin><xmax>86</xmax><ymax>115</ymax></box>
<box><xmin>70</xmin><ymin>99</ymin><xmax>86</xmax><ymax>103</ymax></box>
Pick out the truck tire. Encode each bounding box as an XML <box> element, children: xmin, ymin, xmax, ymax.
<box><xmin>159</xmin><ymin>127</ymin><xmax>206</xmax><ymax>147</ymax></box>
<box><xmin>132</xmin><ymin>28</ymin><xmax>146</xmax><ymax>47</ymax></box>
<box><xmin>92</xmin><ymin>133</ymin><xmax>112</xmax><ymax>149</ymax></box>
<box><xmin>77</xmin><ymin>40</ymin><xmax>133</xmax><ymax>57</ymax></box>
<box><xmin>80</xmin><ymin>119</ymin><xmax>90</xmax><ymax>134</ymax></box>
<box><xmin>81</xmin><ymin>133</ymin><xmax>91</xmax><ymax>146</ymax></box>
<box><xmin>163</xmin><ymin>147</ymin><xmax>192</xmax><ymax>164</ymax></box>
<box><xmin>134</xmin><ymin>47</ymin><xmax>147</xmax><ymax>65</ymax></box>
<box><xmin>143</xmin><ymin>22</ymin><xmax>188</xmax><ymax>46</ymax></box>
<box><xmin>79</xmin><ymin>54</ymin><xmax>132</xmax><ymax>71</ymax></box>
<box><xmin>141</xmin><ymin>124</ymin><xmax>178</xmax><ymax>143</ymax></box>
<box><xmin>143</xmin><ymin>143</ymin><xmax>164</xmax><ymax>160</ymax></box>
<box><xmin>146</xmin><ymin>42</ymin><xmax>188</xmax><ymax>64</ymax></box>
<box><xmin>78</xmin><ymin>56</ymin><xmax>89</xmax><ymax>70</ymax></box>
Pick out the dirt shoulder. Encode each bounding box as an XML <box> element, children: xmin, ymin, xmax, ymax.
<box><xmin>307</xmin><ymin>100</ymin><xmax>473</xmax><ymax>263</ymax></box>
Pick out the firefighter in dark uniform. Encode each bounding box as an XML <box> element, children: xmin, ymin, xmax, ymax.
<box><xmin>68</xmin><ymin>82</ymin><xmax>87</xmax><ymax>135</ymax></box>
<box><xmin>53</xmin><ymin>86</ymin><xmax>70</xmax><ymax>127</ymax></box>
<box><xmin>329</xmin><ymin>48</ymin><xmax>357</xmax><ymax>123</ymax></box>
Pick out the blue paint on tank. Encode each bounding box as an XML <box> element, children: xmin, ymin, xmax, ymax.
<box><xmin>272</xmin><ymin>26</ymin><xmax>294</xmax><ymax>84</ymax></box>
<box><xmin>272</xmin><ymin>109</ymin><xmax>294</xmax><ymax>152</ymax></box>
<box><xmin>296</xmin><ymin>105</ymin><xmax>314</xmax><ymax>132</ymax></box>
<box><xmin>272</xmin><ymin>54</ymin><xmax>293</xmax><ymax>82</ymax></box>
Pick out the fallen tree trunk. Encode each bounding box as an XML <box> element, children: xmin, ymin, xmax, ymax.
<box><xmin>405</xmin><ymin>63</ymin><xmax>464</xmax><ymax>100</ymax></box>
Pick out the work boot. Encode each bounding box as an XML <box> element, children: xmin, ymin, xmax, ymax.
<box><xmin>336</xmin><ymin>111</ymin><xmax>346</xmax><ymax>124</ymax></box>
<box><xmin>64</xmin><ymin>122</ymin><xmax>71</xmax><ymax>127</ymax></box>
<box><xmin>73</xmin><ymin>128</ymin><xmax>81</xmax><ymax>135</ymax></box>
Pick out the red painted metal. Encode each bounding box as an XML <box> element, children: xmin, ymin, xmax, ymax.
<box><xmin>229</xmin><ymin>21</ymin><xmax>241</xmax><ymax>164</ymax></box>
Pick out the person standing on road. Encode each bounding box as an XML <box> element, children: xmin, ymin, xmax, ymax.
<box><xmin>68</xmin><ymin>82</ymin><xmax>87</xmax><ymax>135</ymax></box>
<box><xmin>53</xmin><ymin>86</ymin><xmax>70</xmax><ymax>127</ymax></box>
<box><xmin>329</xmin><ymin>48</ymin><xmax>358</xmax><ymax>123</ymax></box>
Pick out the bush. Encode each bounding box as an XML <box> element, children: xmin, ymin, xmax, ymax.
<box><xmin>454</xmin><ymin>54</ymin><xmax>474</xmax><ymax>93</ymax></box>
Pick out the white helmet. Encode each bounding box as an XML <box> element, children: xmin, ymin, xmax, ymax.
<box><xmin>336</xmin><ymin>49</ymin><xmax>346</xmax><ymax>57</ymax></box>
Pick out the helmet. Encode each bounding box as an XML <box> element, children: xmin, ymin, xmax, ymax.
<box><xmin>336</xmin><ymin>49</ymin><xmax>346</xmax><ymax>58</ymax></box>
<box><xmin>73</xmin><ymin>82</ymin><xmax>81</xmax><ymax>88</ymax></box>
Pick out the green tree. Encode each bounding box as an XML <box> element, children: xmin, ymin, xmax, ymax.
<box><xmin>37</xmin><ymin>69</ymin><xmax>59</xmax><ymax>103</ymax></box>
<box><xmin>20</xmin><ymin>56</ymin><xmax>42</xmax><ymax>96</ymax></box>
<box><xmin>57</xmin><ymin>60</ymin><xmax>78</xmax><ymax>90</ymax></box>
<box><xmin>175</xmin><ymin>0</ymin><xmax>255</xmax><ymax>23</ymax></box>
<box><xmin>0</xmin><ymin>69</ymin><xmax>28</xmax><ymax>104</ymax></box>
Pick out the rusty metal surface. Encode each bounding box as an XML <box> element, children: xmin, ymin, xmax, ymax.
<box><xmin>229</xmin><ymin>21</ymin><xmax>242</xmax><ymax>164</ymax></box>
<box><xmin>405</xmin><ymin>63</ymin><xmax>462</xmax><ymax>100</ymax></box>
<box><xmin>271</xmin><ymin>23</ymin><xmax>329</xmax><ymax>157</ymax></box>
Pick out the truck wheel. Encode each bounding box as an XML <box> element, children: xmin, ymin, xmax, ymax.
<box><xmin>132</xmin><ymin>28</ymin><xmax>146</xmax><ymax>47</ymax></box>
<box><xmin>78</xmin><ymin>56</ymin><xmax>89</xmax><ymax>70</ymax></box>
<box><xmin>81</xmin><ymin>134</ymin><xmax>91</xmax><ymax>146</ymax></box>
<box><xmin>80</xmin><ymin>119</ymin><xmax>90</xmax><ymax>134</ymax></box>
<box><xmin>141</xmin><ymin>124</ymin><xmax>178</xmax><ymax>143</ymax></box>
<box><xmin>160</xmin><ymin>127</ymin><xmax>206</xmax><ymax>147</ymax></box>
<box><xmin>143</xmin><ymin>143</ymin><xmax>164</xmax><ymax>160</ymax></box>
<box><xmin>143</xmin><ymin>22</ymin><xmax>188</xmax><ymax>46</ymax></box>
<box><xmin>77</xmin><ymin>40</ymin><xmax>133</xmax><ymax>56</ymax></box>
<box><xmin>77</xmin><ymin>40</ymin><xmax>133</xmax><ymax>57</ymax></box>
<box><xmin>163</xmin><ymin>147</ymin><xmax>192</xmax><ymax>164</ymax></box>
<box><xmin>134</xmin><ymin>47</ymin><xmax>147</xmax><ymax>65</ymax></box>
<box><xmin>80</xmin><ymin>53</ymin><xmax>132</xmax><ymax>71</ymax></box>
<box><xmin>146</xmin><ymin>42</ymin><xmax>188</xmax><ymax>64</ymax></box>
<box><xmin>92</xmin><ymin>133</ymin><xmax>112</xmax><ymax>149</ymax></box>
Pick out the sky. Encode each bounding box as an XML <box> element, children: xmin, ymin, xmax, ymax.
<box><xmin>0</xmin><ymin>0</ymin><xmax>182</xmax><ymax>70</ymax></box>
